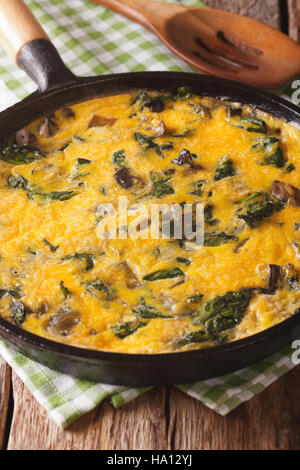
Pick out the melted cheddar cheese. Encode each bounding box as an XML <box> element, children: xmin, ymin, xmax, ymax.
<box><xmin>0</xmin><ymin>89</ymin><xmax>299</xmax><ymax>353</ymax></box>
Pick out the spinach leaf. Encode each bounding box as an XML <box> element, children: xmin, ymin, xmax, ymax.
<box><xmin>234</xmin><ymin>192</ymin><xmax>263</xmax><ymax>205</ymax></box>
<box><xmin>0</xmin><ymin>286</ymin><xmax>21</xmax><ymax>299</ymax></box>
<box><xmin>227</xmin><ymin>114</ymin><xmax>268</xmax><ymax>134</ymax></box>
<box><xmin>59</xmin><ymin>142</ymin><xmax>71</xmax><ymax>152</ymax></box>
<box><xmin>175</xmin><ymin>86</ymin><xmax>194</xmax><ymax>100</ymax></box>
<box><xmin>29</xmin><ymin>190</ymin><xmax>77</xmax><ymax>202</ymax></box>
<box><xmin>264</xmin><ymin>146</ymin><xmax>285</xmax><ymax>168</ymax></box>
<box><xmin>131</xmin><ymin>91</ymin><xmax>171</xmax><ymax>112</ymax></box>
<box><xmin>176</xmin><ymin>330</ymin><xmax>227</xmax><ymax>348</ymax></box>
<box><xmin>43</xmin><ymin>238</ymin><xmax>59</xmax><ymax>252</ymax></box>
<box><xmin>76</xmin><ymin>158</ymin><xmax>91</xmax><ymax>166</ymax></box>
<box><xmin>252</xmin><ymin>137</ymin><xmax>285</xmax><ymax>168</ymax></box>
<box><xmin>160</xmin><ymin>142</ymin><xmax>174</xmax><ymax>150</ymax></box>
<box><xmin>240</xmin><ymin>117</ymin><xmax>268</xmax><ymax>134</ymax></box>
<box><xmin>8</xmin><ymin>176</ymin><xmax>76</xmax><ymax>202</ymax></box>
<box><xmin>8</xmin><ymin>174</ymin><xmax>30</xmax><ymax>190</ymax></box>
<box><xmin>170</xmin><ymin>128</ymin><xmax>196</xmax><ymax>138</ymax></box>
<box><xmin>186</xmin><ymin>293</ymin><xmax>204</xmax><ymax>304</ymax></box>
<box><xmin>131</xmin><ymin>91</ymin><xmax>148</xmax><ymax>106</ymax></box>
<box><xmin>139</xmin><ymin>171</ymin><xmax>174</xmax><ymax>200</ymax></box>
<box><xmin>196</xmin><ymin>288</ymin><xmax>254</xmax><ymax>334</ymax></box>
<box><xmin>150</xmin><ymin>171</ymin><xmax>174</xmax><ymax>198</ymax></box>
<box><xmin>112</xmin><ymin>321</ymin><xmax>146</xmax><ymax>339</ymax></box>
<box><xmin>204</xmin><ymin>204</ymin><xmax>219</xmax><ymax>226</ymax></box>
<box><xmin>190</xmin><ymin>189</ymin><xmax>204</xmax><ymax>197</ymax></box>
<box><xmin>204</xmin><ymin>232</ymin><xmax>238</xmax><ymax>247</ymax></box>
<box><xmin>236</xmin><ymin>192</ymin><xmax>282</xmax><ymax>228</ymax></box>
<box><xmin>214</xmin><ymin>156</ymin><xmax>236</xmax><ymax>181</ymax></box>
<box><xmin>285</xmin><ymin>163</ymin><xmax>296</xmax><ymax>173</ymax></box>
<box><xmin>63</xmin><ymin>253</ymin><xmax>94</xmax><ymax>271</ymax></box>
<box><xmin>0</xmin><ymin>144</ymin><xmax>44</xmax><ymax>165</ymax></box>
<box><xmin>132</xmin><ymin>297</ymin><xmax>172</xmax><ymax>318</ymax></box>
<box><xmin>134</xmin><ymin>132</ymin><xmax>164</xmax><ymax>157</ymax></box>
<box><xmin>86</xmin><ymin>279</ymin><xmax>113</xmax><ymax>300</ymax></box>
<box><xmin>189</xmin><ymin>180</ymin><xmax>206</xmax><ymax>197</ymax></box>
<box><xmin>112</xmin><ymin>149</ymin><xmax>126</xmax><ymax>167</ymax></box>
<box><xmin>143</xmin><ymin>267</ymin><xmax>184</xmax><ymax>281</ymax></box>
<box><xmin>176</xmin><ymin>257</ymin><xmax>191</xmax><ymax>265</ymax></box>
<box><xmin>11</xmin><ymin>301</ymin><xmax>26</xmax><ymax>325</ymax></box>
<box><xmin>60</xmin><ymin>281</ymin><xmax>71</xmax><ymax>299</ymax></box>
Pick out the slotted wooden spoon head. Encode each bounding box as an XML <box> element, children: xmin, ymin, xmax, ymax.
<box><xmin>92</xmin><ymin>1</ymin><xmax>300</xmax><ymax>89</ymax></box>
<box><xmin>163</xmin><ymin>8</ymin><xmax>300</xmax><ymax>89</ymax></box>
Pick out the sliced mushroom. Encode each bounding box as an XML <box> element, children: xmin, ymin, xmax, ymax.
<box><xmin>233</xmin><ymin>237</ymin><xmax>250</xmax><ymax>253</ymax></box>
<box><xmin>36</xmin><ymin>301</ymin><xmax>49</xmax><ymax>316</ymax></box>
<box><xmin>226</xmin><ymin>106</ymin><xmax>242</xmax><ymax>117</ymax></box>
<box><xmin>135</xmin><ymin>218</ymin><xmax>151</xmax><ymax>232</ymax></box>
<box><xmin>164</xmin><ymin>168</ymin><xmax>176</xmax><ymax>176</ymax></box>
<box><xmin>271</xmin><ymin>180</ymin><xmax>300</xmax><ymax>207</ymax></box>
<box><xmin>88</xmin><ymin>115</ymin><xmax>116</xmax><ymax>128</ymax></box>
<box><xmin>172</xmin><ymin>149</ymin><xmax>193</xmax><ymax>167</ymax></box>
<box><xmin>114</xmin><ymin>168</ymin><xmax>144</xmax><ymax>191</ymax></box>
<box><xmin>89</xmin><ymin>329</ymin><xmax>99</xmax><ymax>336</ymax></box>
<box><xmin>227</xmin><ymin>216</ymin><xmax>247</xmax><ymax>236</ymax></box>
<box><xmin>267</xmin><ymin>264</ymin><xmax>281</xmax><ymax>292</ymax></box>
<box><xmin>145</xmin><ymin>98</ymin><xmax>164</xmax><ymax>113</ymax></box>
<box><xmin>263</xmin><ymin>263</ymin><xmax>300</xmax><ymax>293</ymax></box>
<box><xmin>159</xmin><ymin>293</ymin><xmax>176</xmax><ymax>310</ymax></box>
<box><xmin>169</xmin><ymin>279</ymin><xmax>185</xmax><ymax>289</ymax></box>
<box><xmin>15</xmin><ymin>129</ymin><xmax>35</xmax><ymax>146</ymax></box>
<box><xmin>191</xmin><ymin>103</ymin><xmax>212</xmax><ymax>118</ymax></box>
<box><xmin>272</xmin><ymin>127</ymin><xmax>281</xmax><ymax>135</ymax></box>
<box><xmin>119</xmin><ymin>261</ymin><xmax>141</xmax><ymax>289</ymax></box>
<box><xmin>291</xmin><ymin>240</ymin><xmax>300</xmax><ymax>259</ymax></box>
<box><xmin>46</xmin><ymin>310</ymin><xmax>80</xmax><ymax>336</ymax></box>
<box><xmin>152</xmin><ymin>120</ymin><xmax>166</xmax><ymax>138</ymax></box>
<box><xmin>115</xmin><ymin>167</ymin><xmax>134</xmax><ymax>189</ymax></box>
<box><xmin>62</xmin><ymin>107</ymin><xmax>75</xmax><ymax>118</ymax></box>
<box><xmin>39</xmin><ymin>117</ymin><xmax>58</xmax><ymax>138</ymax></box>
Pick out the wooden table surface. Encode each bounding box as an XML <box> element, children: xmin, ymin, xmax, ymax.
<box><xmin>1</xmin><ymin>0</ymin><xmax>300</xmax><ymax>451</ymax></box>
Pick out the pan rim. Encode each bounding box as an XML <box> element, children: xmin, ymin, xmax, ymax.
<box><xmin>0</xmin><ymin>70</ymin><xmax>300</xmax><ymax>365</ymax></box>
<box><xmin>0</xmin><ymin>308</ymin><xmax>299</xmax><ymax>362</ymax></box>
<box><xmin>1</xmin><ymin>71</ymin><xmax>300</xmax><ymax>123</ymax></box>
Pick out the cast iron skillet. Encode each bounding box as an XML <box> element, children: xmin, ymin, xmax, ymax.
<box><xmin>0</xmin><ymin>0</ymin><xmax>299</xmax><ymax>386</ymax></box>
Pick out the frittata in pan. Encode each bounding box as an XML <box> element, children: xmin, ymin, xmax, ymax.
<box><xmin>0</xmin><ymin>87</ymin><xmax>299</xmax><ymax>353</ymax></box>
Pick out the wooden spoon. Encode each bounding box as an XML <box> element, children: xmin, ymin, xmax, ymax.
<box><xmin>92</xmin><ymin>0</ymin><xmax>300</xmax><ymax>89</ymax></box>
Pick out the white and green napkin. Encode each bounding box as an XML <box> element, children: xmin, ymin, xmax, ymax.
<box><xmin>0</xmin><ymin>0</ymin><xmax>298</xmax><ymax>428</ymax></box>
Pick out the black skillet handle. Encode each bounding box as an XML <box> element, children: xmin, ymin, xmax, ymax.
<box><xmin>0</xmin><ymin>0</ymin><xmax>76</xmax><ymax>92</ymax></box>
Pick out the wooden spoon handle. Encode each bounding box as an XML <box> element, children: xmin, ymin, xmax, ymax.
<box><xmin>92</xmin><ymin>0</ymin><xmax>183</xmax><ymax>32</ymax></box>
<box><xmin>0</xmin><ymin>0</ymin><xmax>49</xmax><ymax>62</ymax></box>
<box><xmin>93</xmin><ymin>0</ymin><xmax>152</xmax><ymax>27</ymax></box>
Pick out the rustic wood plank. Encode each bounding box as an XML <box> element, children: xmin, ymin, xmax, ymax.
<box><xmin>0</xmin><ymin>357</ymin><xmax>11</xmax><ymax>450</ymax></box>
<box><xmin>8</xmin><ymin>372</ymin><xmax>169</xmax><ymax>450</ymax></box>
<box><xmin>205</xmin><ymin>0</ymin><xmax>280</xmax><ymax>28</ymax></box>
<box><xmin>169</xmin><ymin>367</ymin><xmax>300</xmax><ymax>450</ymax></box>
<box><xmin>9</xmin><ymin>366</ymin><xmax>300</xmax><ymax>449</ymax></box>
<box><xmin>289</xmin><ymin>0</ymin><xmax>300</xmax><ymax>42</ymax></box>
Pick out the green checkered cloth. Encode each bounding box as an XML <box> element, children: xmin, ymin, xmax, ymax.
<box><xmin>0</xmin><ymin>0</ymin><xmax>299</xmax><ymax>429</ymax></box>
